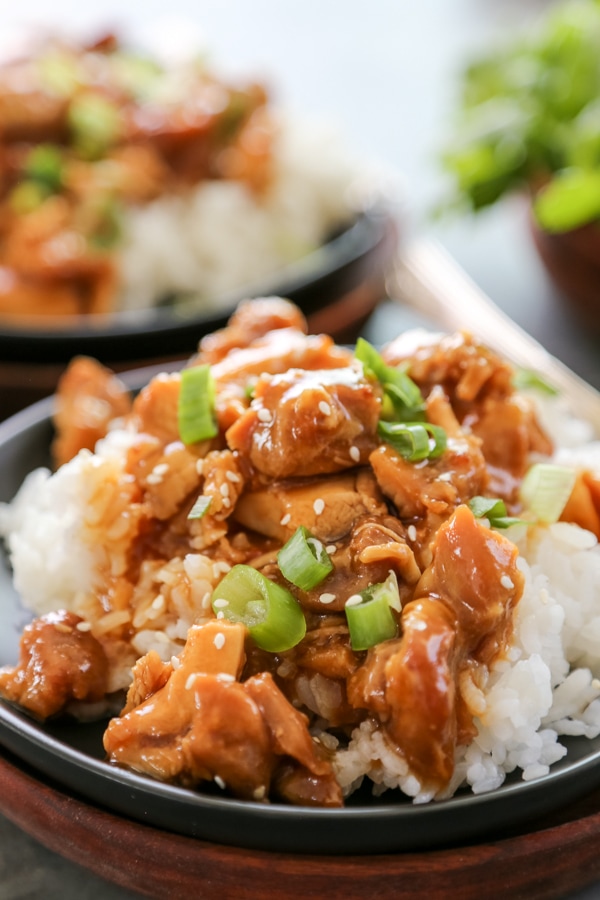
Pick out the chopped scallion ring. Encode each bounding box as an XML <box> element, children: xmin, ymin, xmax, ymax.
<box><xmin>344</xmin><ymin>571</ymin><xmax>400</xmax><ymax>651</ymax></box>
<box><xmin>277</xmin><ymin>526</ymin><xmax>334</xmax><ymax>590</ymax></box>
<box><xmin>178</xmin><ymin>365</ymin><xmax>218</xmax><ymax>445</ymax></box>
<box><xmin>519</xmin><ymin>463</ymin><xmax>576</xmax><ymax>524</ymax></box>
<box><xmin>468</xmin><ymin>496</ymin><xmax>524</xmax><ymax>529</ymax></box>
<box><xmin>378</xmin><ymin>420</ymin><xmax>447</xmax><ymax>462</ymax></box>
<box><xmin>211</xmin><ymin>565</ymin><xmax>306</xmax><ymax>652</ymax></box>
<box><xmin>187</xmin><ymin>495</ymin><xmax>212</xmax><ymax>520</ymax></box>
<box><xmin>355</xmin><ymin>338</ymin><xmax>425</xmax><ymax>421</ymax></box>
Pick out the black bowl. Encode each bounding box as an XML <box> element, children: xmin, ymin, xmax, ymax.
<box><xmin>2</xmin><ymin>374</ymin><xmax>600</xmax><ymax>855</ymax></box>
<box><xmin>0</xmin><ymin>205</ymin><xmax>397</xmax><ymax>421</ymax></box>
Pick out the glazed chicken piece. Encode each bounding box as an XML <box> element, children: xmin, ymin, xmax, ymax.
<box><xmin>382</xmin><ymin>330</ymin><xmax>553</xmax><ymax>500</ymax></box>
<box><xmin>0</xmin><ymin>610</ymin><xmax>109</xmax><ymax>719</ymax></box>
<box><xmin>234</xmin><ymin>469</ymin><xmax>387</xmax><ymax>544</ymax></box>
<box><xmin>197</xmin><ymin>296</ymin><xmax>309</xmax><ymax>364</ymax></box>
<box><xmin>52</xmin><ymin>356</ymin><xmax>132</xmax><ymax>467</ymax></box>
<box><xmin>226</xmin><ymin>363</ymin><xmax>382</xmax><ymax>478</ymax></box>
<box><xmin>348</xmin><ymin>505</ymin><xmax>524</xmax><ymax>790</ymax></box>
<box><xmin>209</xmin><ymin>327</ymin><xmax>353</xmax><ymax>430</ymax></box>
<box><xmin>104</xmin><ymin>620</ymin><xmax>342</xmax><ymax>806</ymax></box>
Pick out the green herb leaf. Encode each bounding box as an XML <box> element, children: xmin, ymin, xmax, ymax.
<box><xmin>533</xmin><ymin>168</ymin><xmax>600</xmax><ymax>232</ymax></box>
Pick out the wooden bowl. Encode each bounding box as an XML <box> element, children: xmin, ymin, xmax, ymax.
<box><xmin>529</xmin><ymin>213</ymin><xmax>600</xmax><ymax>333</ymax></box>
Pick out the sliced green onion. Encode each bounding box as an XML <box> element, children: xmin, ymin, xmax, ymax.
<box><xmin>468</xmin><ymin>496</ymin><xmax>525</xmax><ymax>529</ymax></box>
<box><xmin>187</xmin><ymin>495</ymin><xmax>212</xmax><ymax>520</ymax></box>
<box><xmin>344</xmin><ymin>571</ymin><xmax>400</xmax><ymax>651</ymax></box>
<box><xmin>23</xmin><ymin>144</ymin><xmax>64</xmax><ymax>192</ymax></box>
<box><xmin>68</xmin><ymin>93</ymin><xmax>122</xmax><ymax>159</ymax></box>
<box><xmin>277</xmin><ymin>526</ymin><xmax>333</xmax><ymax>591</ymax></box>
<box><xmin>378</xmin><ymin>420</ymin><xmax>447</xmax><ymax>462</ymax></box>
<box><xmin>512</xmin><ymin>368</ymin><xmax>559</xmax><ymax>396</ymax></box>
<box><xmin>355</xmin><ymin>338</ymin><xmax>425</xmax><ymax>421</ymax></box>
<box><xmin>211</xmin><ymin>565</ymin><xmax>306</xmax><ymax>652</ymax></box>
<box><xmin>519</xmin><ymin>463</ymin><xmax>576</xmax><ymax>524</ymax></box>
<box><xmin>178</xmin><ymin>365</ymin><xmax>218</xmax><ymax>445</ymax></box>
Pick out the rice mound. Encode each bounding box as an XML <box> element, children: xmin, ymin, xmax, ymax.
<box><xmin>116</xmin><ymin>115</ymin><xmax>369</xmax><ymax>312</ymax></box>
<box><xmin>1</xmin><ymin>400</ymin><xmax>600</xmax><ymax>801</ymax></box>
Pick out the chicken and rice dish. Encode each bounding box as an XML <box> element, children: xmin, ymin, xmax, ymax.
<box><xmin>1</xmin><ymin>297</ymin><xmax>600</xmax><ymax>807</ymax></box>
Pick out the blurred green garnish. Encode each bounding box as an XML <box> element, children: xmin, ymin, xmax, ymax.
<box><xmin>441</xmin><ymin>0</ymin><xmax>600</xmax><ymax>232</ymax></box>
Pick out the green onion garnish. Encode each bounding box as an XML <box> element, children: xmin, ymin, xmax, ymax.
<box><xmin>23</xmin><ymin>144</ymin><xmax>64</xmax><ymax>193</ymax></box>
<box><xmin>355</xmin><ymin>338</ymin><xmax>425</xmax><ymax>421</ymax></box>
<box><xmin>344</xmin><ymin>571</ymin><xmax>400</xmax><ymax>651</ymax></box>
<box><xmin>377</xmin><ymin>420</ymin><xmax>447</xmax><ymax>462</ymax></box>
<box><xmin>519</xmin><ymin>463</ymin><xmax>576</xmax><ymax>524</ymax></box>
<box><xmin>187</xmin><ymin>495</ymin><xmax>212</xmax><ymax>520</ymax></box>
<box><xmin>512</xmin><ymin>368</ymin><xmax>559</xmax><ymax>396</ymax></box>
<box><xmin>277</xmin><ymin>526</ymin><xmax>333</xmax><ymax>591</ymax></box>
<box><xmin>68</xmin><ymin>93</ymin><xmax>122</xmax><ymax>159</ymax></box>
<box><xmin>177</xmin><ymin>365</ymin><xmax>218</xmax><ymax>445</ymax></box>
<box><xmin>211</xmin><ymin>565</ymin><xmax>306</xmax><ymax>652</ymax></box>
<box><xmin>468</xmin><ymin>496</ymin><xmax>524</xmax><ymax>529</ymax></box>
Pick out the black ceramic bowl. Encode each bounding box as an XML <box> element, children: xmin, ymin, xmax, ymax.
<box><xmin>0</xmin><ymin>205</ymin><xmax>397</xmax><ymax>420</ymax></box>
<box><xmin>2</xmin><ymin>372</ymin><xmax>600</xmax><ymax>857</ymax></box>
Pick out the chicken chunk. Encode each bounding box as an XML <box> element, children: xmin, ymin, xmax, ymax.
<box><xmin>233</xmin><ymin>469</ymin><xmax>387</xmax><ymax>544</ymax></box>
<box><xmin>52</xmin><ymin>356</ymin><xmax>132</xmax><ymax>467</ymax></box>
<box><xmin>226</xmin><ymin>364</ymin><xmax>381</xmax><ymax>478</ymax></box>
<box><xmin>104</xmin><ymin>619</ymin><xmax>341</xmax><ymax>805</ymax></box>
<box><xmin>197</xmin><ymin>296</ymin><xmax>308</xmax><ymax>364</ymax></box>
<box><xmin>0</xmin><ymin>610</ymin><xmax>109</xmax><ymax>719</ymax></box>
<box><xmin>348</xmin><ymin>505</ymin><xmax>524</xmax><ymax>789</ymax></box>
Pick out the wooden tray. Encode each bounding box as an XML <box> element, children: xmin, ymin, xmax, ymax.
<box><xmin>1</xmin><ymin>747</ymin><xmax>600</xmax><ymax>900</ymax></box>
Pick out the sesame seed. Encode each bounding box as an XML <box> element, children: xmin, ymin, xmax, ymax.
<box><xmin>153</xmin><ymin>463</ymin><xmax>169</xmax><ymax>476</ymax></box>
<box><xmin>345</xmin><ymin>594</ymin><xmax>363</xmax><ymax>608</ymax></box>
<box><xmin>220</xmin><ymin>483</ymin><xmax>230</xmax><ymax>497</ymax></box>
<box><xmin>196</xmin><ymin>459</ymin><xmax>204</xmax><ymax>475</ymax></box>
<box><xmin>185</xmin><ymin>673</ymin><xmax>198</xmax><ymax>690</ymax></box>
<box><xmin>319</xmin><ymin>593</ymin><xmax>336</xmax><ymax>604</ymax></box>
<box><xmin>407</xmin><ymin>525</ymin><xmax>417</xmax><ymax>542</ymax></box>
<box><xmin>214</xmin><ymin>775</ymin><xmax>226</xmax><ymax>790</ymax></box>
<box><xmin>222</xmin><ymin>496</ymin><xmax>231</xmax><ymax>508</ymax></box>
<box><xmin>253</xmin><ymin>785</ymin><xmax>266</xmax><ymax>801</ymax></box>
<box><xmin>216</xmin><ymin>611</ymin><xmax>225</xmax><ymax>619</ymax></box>
<box><xmin>76</xmin><ymin>621</ymin><xmax>92</xmax><ymax>633</ymax></box>
<box><xmin>171</xmin><ymin>655</ymin><xmax>181</xmax><ymax>670</ymax></box>
<box><xmin>326</xmin><ymin>544</ymin><xmax>337</xmax><ymax>555</ymax></box>
<box><xmin>280</xmin><ymin>513</ymin><xmax>291</xmax><ymax>526</ymax></box>
<box><xmin>146</xmin><ymin>473</ymin><xmax>164</xmax><ymax>485</ymax></box>
<box><xmin>257</xmin><ymin>408</ymin><xmax>272</xmax><ymax>423</ymax></box>
<box><xmin>151</xmin><ymin>595</ymin><xmax>165</xmax><ymax>610</ymax></box>
<box><xmin>438</xmin><ymin>472</ymin><xmax>452</xmax><ymax>482</ymax></box>
<box><xmin>349</xmin><ymin>446</ymin><xmax>360</xmax><ymax>462</ymax></box>
<box><xmin>313</xmin><ymin>498</ymin><xmax>325</xmax><ymax>516</ymax></box>
<box><xmin>500</xmin><ymin>574</ymin><xmax>515</xmax><ymax>590</ymax></box>
<box><xmin>213</xmin><ymin>598</ymin><xmax>229</xmax><ymax>609</ymax></box>
<box><xmin>216</xmin><ymin>673</ymin><xmax>235</xmax><ymax>683</ymax></box>
<box><xmin>213</xmin><ymin>632</ymin><xmax>226</xmax><ymax>650</ymax></box>
<box><xmin>201</xmin><ymin>591</ymin><xmax>212</xmax><ymax>609</ymax></box>
<box><xmin>226</xmin><ymin>470</ymin><xmax>241</xmax><ymax>483</ymax></box>
<box><xmin>318</xmin><ymin>400</ymin><xmax>332</xmax><ymax>416</ymax></box>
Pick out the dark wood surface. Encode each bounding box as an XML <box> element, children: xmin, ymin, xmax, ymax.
<box><xmin>2</xmin><ymin>746</ymin><xmax>600</xmax><ymax>900</ymax></box>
